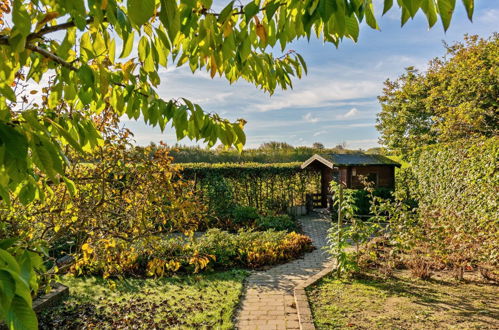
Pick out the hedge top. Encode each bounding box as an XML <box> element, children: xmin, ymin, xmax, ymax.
<box><xmin>302</xmin><ymin>153</ymin><xmax>401</xmax><ymax>169</ymax></box>
<box><xmin>179</xmin><ymin>162</ymin><xmax>307</xmax><ymax>178</ymax></box>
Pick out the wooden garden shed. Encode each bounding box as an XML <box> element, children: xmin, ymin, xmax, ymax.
<box><xmin>301</xmin><ymin>153</ymin><xmax>401</xmax><ymax>208</ymax></box>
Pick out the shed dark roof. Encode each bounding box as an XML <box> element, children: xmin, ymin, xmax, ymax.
<box><xmin>301</xmin><ymin>153</ymin><xmax>400</xmax><ymax>169</ymax></box>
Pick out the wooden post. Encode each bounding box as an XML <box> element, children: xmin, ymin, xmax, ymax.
<box><xmin>337</xmin><ymin>184</ymin><xmax>343</xmax><ymax>277</ymax></box>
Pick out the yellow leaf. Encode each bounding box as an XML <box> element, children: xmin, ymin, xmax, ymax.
<box><xmin>210</xmin><ymin>55</ymin><xmax>217</xmax><ymax>78</ymax></box>
<box><xmin>256</xmin><ymin>23</ymin><xmax>267</xmax><ymax>43</ymax></box>
<box><xmin>37</xmin><ymin>11</ymin><xmax>59</xmax><ymax>29</ymax></box>
<box><xmin>223</xmin><ymin>21</ymin><xmax>232</xmax><ymax>37</ymax></box>
<box><xmin>54</xmin><ymin>225</ymin><xmax>60</xmax><ymax>232</ymax></box>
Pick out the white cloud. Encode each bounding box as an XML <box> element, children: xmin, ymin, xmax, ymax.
<box><xmin>303</xmin><ymin>112</ymin><xmax>319</xmax><ymax>123</ymax></box>
<box><xmin>313</xmin><ymin>130</ymin><xmax>327</xmax><ymax>137</ymax></box>
<box><xmin>480</xmin><ymin>9</ymin><xmax>499</xmax><ymax>24</ymax></box>
<box><xmin>254</xmin><ymin>80</ymin><xmax>382</xmax><ymax>112</ymax></box>
<box><xmin>194</xmin><ymin>92</ymin><xmax>234</xmax><ymax>104</ymax></box>
<box><xmin>323</xmin><ymin>122</ymin><xmax>374</xmax><ymax>129</ymax></box>
<box><xmin>336</xmin><ymin>107</ymin><xmax>359</xmax><ymax>119</ymax></box>
<box><xmin>345</xmin><ymin>138</ymin><xmax>380</xmax><ymax>149</ymax></box>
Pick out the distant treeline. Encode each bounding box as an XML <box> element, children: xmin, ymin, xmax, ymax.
<box><xmin>134</xmin><ymin>141</ymin><xmax>384</xmax><ymax>163</ymax></box>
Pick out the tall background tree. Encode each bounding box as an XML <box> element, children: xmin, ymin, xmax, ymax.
<box><xmin>377</xmin><ymin>33</ymin><xmax>499</xmax><ymax>157</ymax></box>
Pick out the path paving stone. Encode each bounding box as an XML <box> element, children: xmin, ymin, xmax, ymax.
<box><xmin>236</xmin><ymin>213</ymin><xmax>333</xmax><ymax>329</ymax></box>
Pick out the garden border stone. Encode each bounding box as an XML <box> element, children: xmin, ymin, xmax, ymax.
<box><xmin>33</xmin><ymin>282</ymin><xmax>69</xmax><ymax>313</ymax></box>
<box><xmin>293</xmin><ymin>265</ymin><xmax>336</xmax><ymax>330</ymax></box>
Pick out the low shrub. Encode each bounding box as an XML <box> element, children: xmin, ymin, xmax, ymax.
<box><xmin>349</xmin><ymin>188</ymin><xmax>393</xmax><ymax>216</ymax></box>
<box><xmin>238</xmin><ymin>230</ymin><xmax>313</xmax><ymax>268</ymax></box>
<box><xmin>232</xmin><ymin>206</ymin><xmax>260</xmax><ymax>225</ymax></box>
<box><xmin>73</xmin><ymin>229</ymin><xmax>314</xmax><ymax>277</ymax></box>
<box><xmin>256</xmin><ymin>215</ymin><xmax>298</xmax><ymax>232</ymax></box>
<box><xmin>207</xmin><ymin>203</ymin><xmax>300</xmax><ymax>233</ymax></box>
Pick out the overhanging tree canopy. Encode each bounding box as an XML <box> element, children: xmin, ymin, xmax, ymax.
<box><xmin>0</xmin><ymin>0</ymin><xmax>474</xmax><ymax>205</ymax></box>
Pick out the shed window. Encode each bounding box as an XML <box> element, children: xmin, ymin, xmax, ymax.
<box><xmin>367</xmin><ymin>173</ymin><xmax>378</xmax><ymax>186</ymax></box>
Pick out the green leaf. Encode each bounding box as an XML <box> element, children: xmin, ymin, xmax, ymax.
<box><xmin>182</xmin><ymin>98</ymin><xmax>195</xmax><ymax>111</ymax></box>
<box><xmin>401</xmin><ymin>6</ymin><xmax>411</xmax><ymax>26</ymax></box>
<box><xmin>0</xmin><ymin>250</ymin><xmax>21</xmax><ymax>274</ymax></box>
<box><xmin>138</xmin><ymin>36</ymin><xmax>149</xmax><ymax>63</ymax></box>
<box><xmin>12</xmin><ymin>1</ymin><xmax>31</xmax><ymax>36</ymax></box>
<box><xmin>0</xmin><ymin>85</ymin><xmax>16</xmax><ymax>102</ymax></box>
<box><xmin>233</xmin><ymin>124</ymin><xmax>246</xmax><ymax>145</ymax></box>
<box><xmin>173</xmin><ymin>106</ymin><xmax>188</xmax><ymax>140</ymax></box>
<box><xmin>62</xmin><ymin>177</ymin><xmax>77</xmax><ymax>197</ymax></box>
<box><xmin>402</xmin><ymin>0</ymin><xmax>422</xmax><ymax>18</ymax></box>
<box><xmin>0</xmin><ymin>186</ymin><xmax>11</xmax><ymax>206</ymax></box>
<box><xmin>0</xmin><ymin>123</ymin><xmax>28</xmax><ymax>161</ymax></box>
<box><xmin>345</xmin><ymin>14</ymin><xmax>359</xmax><ymax>42</ymax></box>
<box><xmin>461</xmin><ymin>0</ymin><xmax>473</xmax><ymax>21</ymax></box>
<box><xmin>334</xmin><ymin>0</ymin><xmax>347</xmax><ymax>36</ymax></box>
<box><xmin>437</xmin><ymin>0</ymin><xmax>456</xmax><ymax>31</ymax></box>
<box><xmin>127</xmin><ymin>0</ymin><xmax>155</xmax><ymax>27</ymax></box>
<box><xmin>6</xmin><ymin>296</ymin><xmax>38</xmax><ymax>330</ymax></box>
<box><xmin>296</xmin><ymin>53</ymin><xmax>308</xmax><ymax>75</ymax></box>
<box><xmin>239</xmin><ymin>37</ymin><xmax>251</xmax><ymax>62</ymax></box>
<box><xmin>0</xmin><ymin>238</ymin><xmax>17</xmax><ymax>250</ymax></box>
<box><xmin>46</xmin><ymin>118</ymin><xmax>85</xmax><ymax>154</ymax></box>
<box><xmin>244</xmin><ymin>2</ymin><xmax>260</xmax><ymax>23</ymax></box>
<box><xmin>92</xmin><ymin>32</ymin><xmax>106</xmax><ymax>55</ymax></box>
<box><xmin>318</xmin><ymin>0</ymin><xmax>334</xmax><ymax>22</ymax></box>
<box><xmin>17</xmin><ymin>251</ymin><xmax>32</xmax><ymax>289</ymax></box>
<box><xmin>159</xmin><ymin>0</ymin><xmax>180</xmax><ymax>41</ymax></box>
<box><xmin>18</xmin><ymin>183</ymin><xmax>36</xmax><ymax>205</ymax></box>
<box><xmin>120</xmin><ymin>31</ymin><xmax>135</xmax><ymax>58</ymax></box>
<box><xmin>364</xmin><ymin>2</ymin><xmax>379</xmax><ymax>30</ymax></box>
<box><xmin>265</xmin><ymin>1</ymin><xmax>281</xmax><ymax>20</ymax></box>
<box><xmin>77</xmin><ymin>65</ymin><xmax>95</xmax><ymax>87</ymax></box>
<box><xmin>0</xmin><ymin>270</ymin><xmax>15</xmax><ymax>313</ymax></box>
<box><xmin>383</xmin><ymin>0</ymin><xmax>393</xmax><ymax>15</ymax></box>
<box><xmin>421</xmin><ymin>0</ymin><xmax>438</xmax><ymax>28</ymax></box>
<box><xmin>218</xmin><ymin>1</ymin><xmax>234</xmax><ymax>23</ymax></box>
<box><xmin>31</xmin><ymin>140</ymin><xmax>57</xmax><ymax>181</ymax></box>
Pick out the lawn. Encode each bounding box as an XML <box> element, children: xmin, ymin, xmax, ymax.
<box><xmin>39</xmin><ymin>270</ymin><xmax>248</xmax><ymax>329</ymax></box>
<box><xmin>307</xmin><ymin>270</ymin><xmax>499</xmax><ymax>329</ymax></box>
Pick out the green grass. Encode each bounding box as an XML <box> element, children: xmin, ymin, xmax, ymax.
<box><xmin>39</xmin><ymin>270</ymin><xmax>248</xmax><ymax>329</ymax></box>
<box><xmin>307</xmin><ymin>271</ymin><xmax>499</xmax><ymax>329</ymax></box>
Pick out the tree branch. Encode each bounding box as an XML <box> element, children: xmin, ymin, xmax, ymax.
<box><xmin>29</xmin><ymin>17</ymin><xmax>95</xmax><ymax>41</ymax></box>
<box><xmin>25</xmin><ymin>43</ymin><xmax>77</xmax><ymax>70</ymax></box>
<box><xmin>0</xmin><ymin>17</ymin><xmax>95</xmax><ymax>46</ymax></box>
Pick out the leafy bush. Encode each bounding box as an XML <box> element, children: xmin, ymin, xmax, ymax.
<box><xmin>75</xmin><ymin>229</ymin><xmax>313</xmax><ymax>277</ymax></box>
<box><xmin>2</xmin><ymin>125</ymin><xmax>207</xmax><ymax>281</ymax></box>
<box><xmin>231</xmin><ymin>206</ymin><xmax>260</xmax><ymax>225</ymax></box>
<box><xmin>256</xmin><ymin>215</ymin><xmax>298</xmax><ymax>232</ymax></box>
<box><xmin>332</xmin><ymin>188</ymin><xmax>393</xmax><ymax>216</ymax></box>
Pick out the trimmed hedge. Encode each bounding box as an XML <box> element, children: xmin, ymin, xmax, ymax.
<box><xmin>180</xmin><ymin>162</ymin><xmax>321</xmax><ymax>213</ymax></box>
<box><xmin>412</xmin><ymin>137</ymin><xmax>498</xmax><ymax>266</ymax></box>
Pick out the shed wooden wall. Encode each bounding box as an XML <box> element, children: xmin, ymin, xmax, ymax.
<box><xmin>346</xmin><ymin>165</ymin><xmax>395</xmax><ymax>189</ymax></box>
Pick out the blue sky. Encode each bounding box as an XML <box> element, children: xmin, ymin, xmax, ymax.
<box><xmin>124</xmin><ymin>1</ymin><xmax>499</xmax><ymax>150</ymax></box>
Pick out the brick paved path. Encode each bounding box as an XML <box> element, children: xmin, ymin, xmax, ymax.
<box><xmin>236</xmin><ymin>213</ymin><xmax>333</xmax><ymax>330</ymax></box>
